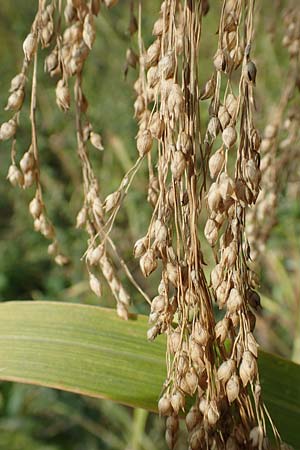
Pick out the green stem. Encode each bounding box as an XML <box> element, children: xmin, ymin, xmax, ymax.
<box><xmin>130</xmin><ymin>408</ymin><xmax>149</xmax><ymax>450</ymax></box>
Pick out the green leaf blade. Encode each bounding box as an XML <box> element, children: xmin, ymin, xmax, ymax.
<box><xmin>0</xmin><ymin>301</ymin><xmax>299</xmax><ymax>447</ymax></box>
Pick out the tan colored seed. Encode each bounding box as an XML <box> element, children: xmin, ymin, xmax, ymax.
<box><xmin>226</xmin><ymin>374</ymin><xmax>240</xmax><ymax>403</ymax></box>
<box><xmin>215</xmin><ymin>317</ymin><xmax>230</xmax><ymax>343</ymax></box>
<box><xmin>146</xmin><ymin>39</ymin><xmax>161</xmax><ymax>67</ymax></box>
<box><xmin>10</xmin><ymin>73</ymin><xmax>26</xmax><ymax>92</ymax></box>
<box><xmin>207</xmin><ymin>401</ymin><xmax>219</xmax><ymax>426</ymax></box>
<box><xmin>29</xmin><ymin>197</ymin><xmax>42</xmax><ymax>219</ymax></box>
<box><xmin>239</xmin><ymin>351</ymin><xmax>257</xmax><ymax>387</ymax></box>
<box><xmin>218</xmin><ymin>105</ymin><xmax>231</xmax><ymax>129</ymax></box>
<box><xmin>158</xmin><ymin>51</ymin><xmax>175</xmax><ymax>79</ymax></box>
<box><xmin>209</xmin><ymin>149</ymin><xmax>225</xmax><ymax>178</ymax></box>
<box><xmin>170</xmin><ymin>391</ymin><xmax>185</xmax><ymax>414</ymax></box>
<box><xmin>227</xmin><ymin>288</ymin><xmax>243</xmax><ymax>313</ymax></box>
<box><xmin>158</xmin><ymin>394</ymin><xmax>173</xmax><ymax>416</ymax></box>
<box><xmin>90</xmin><ymin>132</ymin><xmax>104</xmax><ymax>150</ymax></box>
<box><xmin>217</xmin><ymin>359</ymin><xmax>236</xmax><ymax>383</ymax></box>
<box><xmin>225</xmin><ymin>94</ymin><xmax>237</xmax><ymax>118</ymax></box>
<box><xmin>171</xmin><ymin>150</ymin><xmax>186</xmax><ymax>180</ymax></box>
<box><xmin>137</xmin><ymin>129</ymin><xmax>153</xmax><ymax>157</ymax></box>
<box><xmin>0</xmin><ymin>119</ymin><xmax>17</xmax><ymax>140</ymax></box>
<box><xmin>5</xmin><ymin>89</ymin><xmax>24</xmax><ymax>111</ymax></box>
<box><xmin>20</xmin><ymin>151</ymin><xmax>35</xmax><ymax>173</ymax></box>
<box><xmin>56</xmin><ymin>80</ymin><xmax>70</xmax><ymax>112</ymax></box>
<box><xmin>140</xmin><ymin>248</ymin><xmax>157</xmax><ymax>277</ymax></box>
<box><xmin>7</xmin><ymin>164</ymin><xmax>23</xmax><ymax>187</ymax></box>
<box><xmin>89</xmin><ymin>273</ymin><xmax>102</xmax><ymax>297</ymax></box>
<box><xmin>23</xmin><ymin>33</ymin><xmax>37</xmax><ymax>61</ymax></box>
<box><xmin>204</xmin><ymin>218</ymin><xmax>219</xmax><ymax>246</ymax></box>
<box><xmin>222</xmin><ymin>126</ymin><xmax>237</xmax><ymax>148</ymax></box>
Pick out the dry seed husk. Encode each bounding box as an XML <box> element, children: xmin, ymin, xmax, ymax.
<box><xmin>151</xmin><ymin>295</ymin><xmax>165</xmax><ymax>313</ymax></box>
<box><xmin>149</xmin><ymin>111</ymin><xmax>164</xmax><ymax>139</ymax></box>
<box><xmin>166</xmin><ymin>262</ymin><xmax>178</xmax><ymax>286</ymax></box>
<box><xmin>186</xmin><ymin>405</ymin><xmax>200</xmax><ymax>432</ymax></box>
<box><xmin>137</xmin><ymin>129</ymin><xmax>153</xmax><ymax>157</ymax></box>
<box><xmin>207</xmin><ymin>401</ymin><xmax>220</xmax><ymax>426</ymax></box>
<box><xmin>245</xmin><ymin>159</ymin><xmax>260</xmax><ymax>187</ymax></box>
<box><xmin>210</xmin><ymin>263</ymin><xmax>223</xmax><ymax>290</ymax></box>
<box><xmin>216</xmin><ymin>280</ymin><xmax>230</xmax><ymax>309</ymax></box>
<box><xmin>147</xmin><ymin>66</ymin><xmax>159</xmax><ymax>88</ymax></box>
<box><xmin>221</xmin><ymin>242</ymin><xmax>237</xmax><ymax>267</ymax></box>
<box><xmin>185</xmin><ymin>368</ymin><xmax>198</xmax><ymax>395</ymax></box>
<box><xmin>165</xmin><ymin>428</ymin><xmax>177</xmax><ymax>450</ymax></box>
<box><xmin>215</xmin><ymin>317</ymin><xmax>230</xmax><ymax>343</ymax></box>
<box><xmin>20</xmin><ymin>151</ymin><xmax>35</xmax><ymax>173</ymax></box>
<box><xmin>213</xmin><ymin>48</ymin><xmax>227</xmax><ymax>71</ymax></box>
<box><xmin>226</xmin><ymin>374</ymin><xmax>240</xmax><ymax>403</ymax></box>
<box><xmin>167</xmin><ymin>83</ymin><xmax>184</xmax><ymax>120</ymax></box>
<box><xmin>166</xmin><ymin>415</ymin><xmax>179</xmax><ymax>433</ymax></box>
<box><xmin>23</xmin><ymin>33</ymin><xmax>37</xmax><ymax>61</ymax></box>
<box><xmin>23</xmin><ymin>170</ymin><xmax>35</xmax><ymax>188</ymax></box>
<box><xmin>219</xmin><ymin>173</ymin><xmax>235</xmax><ymax>200</ymax></box>
<box><xmin>5</xmin><ymin>89</ymin><xmax>24</xmax><ymax>111</ymax></box>
<box><xmin>207</xmin><ymin>116</ymin><xmax>220</xmax><ymax>139</ymax></box>
<box><xmin>171</xmin><ymin>150</ymin><xmax>186</xmax><ymax>180</ymax></box>
<box><xmin>134</xmin><ymin>96</ymin><xmax>146</xmax><ymax>119</ymax></box>
<box><xmin>239</xmin><ymin>351</ymin><xmax>257</xmax><ymax>387</ymax></box>
<box><xmin>204</xmin><ymin>218</ymin><xmax>219</xmax><ymax>246</ymax></box>
<box><xmin>158</xmin><ymin>51</ymin><xmax>175</xmax><ymax>79</ymax></box>
<box><xmin>200</xmin><ymin>77</ymin><xmax>215</xmax><ymax>100</ymax></box>
<box><xmin>152</xmin><ymin>17</ymin><xmax>167</xmax><ymax>37</ymax></box>
<box><xmin>29</xmin><ymin>197</ymin><xmax>42</xmax><ymax>219</ymax></box>
<box><xmin>218</xmin><ymin>105</ymin><xmax>230</xmax><ymax>129</ymax></box>
<box><xmin>83</xmin><ymin>13</ymin><xmax>96</xmax><ymax>49</ymax></box>
<box><xmin>44</xmin><ymin>49</ymin><xmax>59</xmax><ymax>73</ymax></box>
<box><xmin>171</xmin><ymin>391</ymin><xmax>185</xmax><ymax>414</ymax></box>
<box><xmin>244</xmin><ymin>60</ymin><xmax>257</xmax><ymax>84</ymax></box>
<box><xmin>226</xmin><ymin>288</ymin><xmax>243</xmax><ymax>313</ymax></box>
<box><xmin>9</xmin><ymin>73</ymin><xmax>26</xmax><ymax>92</ymax></box>
<box><xmin>225</xmin><ymin>93</ymin><xmax>238</xmax><ymax>117</ymax></box>
<box><xmin>146</xmin><ymin>39</ymin><xmax>161</xmax><ymax>68</ymax></box>
<box><xmin>104</xmin><ymin>191</ymin><xmax>120</xmax><ymax>213</ymax></box>
<box><xmin>133</xmin><ymin>237</ymin><xmax>147</xmax><ymax>258</ymax></box>
<box><xmin>154</xmin><ymin>219</ymin><xmax>168</xmax><ymax>243</ymax></box>
<box><xmin>139</xmin><ymin>248</ymin><xmax>157</xmax><ymax>277</ymax></box>
<box><xmin>222</xmin><ymin>126</ymin><xmax>237</xmax><ymax>148</ymax></box>
<box><xmin>0</xmin><ymin>120</ymin><xmax>16</xmax><ymax>140</ymax></box>
<box><xmin>7</xmin><ymin>164</ymin><xmax>23</xmax><ymax>187</ymax></box>
<box><xmin>56</xmin><ymin>80</ymin><xmax>70</xmax><ymax>112</ymax></box>
<box><xmin>207</xmin><ymin>184</ymin><xmax>222</xmax><ymax>211</ymax></box>
<box><xmin>90</xmin><ymin>132</ymin><xmax>104</xmax><ymax>150</ymax></box>
<box><xmin>193</xmin><ymin>322</ymin><xmax>209</xmax><ymax>346</ymax></box>
<box><xmin>217</xmin><ymin>359</ymin><xmax>235</xmax><ymax>383</ymax></box>
<box><xmin>88</xmin><ymin>245</ymin><xmax>104</xmax><ymax>266</ymax></box>
<box><xmin>247</xmin><ymin>332</ymin><xmax>259</xmax><ymax>357</ymax></box>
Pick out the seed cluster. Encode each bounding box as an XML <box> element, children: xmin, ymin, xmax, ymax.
<box><xmin>1</xmin><ymin>2</ymin><xmax>68</xmax><ymax>265</ymax></box>
<box><xmin>247</xmin><ymin>7</ymin><xmax>300</xmax><ymax>262</ymax></box>
<box><xmin>132</xmin><ymin>0</ymin><xmax>291</xmax><ymax>448</ymax></box>
<box><xmin>0</xmin><ymin>1</ymin><xmax>298</xmax><ymax>449</ymax></box>
<box><xmin>0</xmin><ymin>0</ymin><xmax>139</xmax><ymax>319</ymax></box>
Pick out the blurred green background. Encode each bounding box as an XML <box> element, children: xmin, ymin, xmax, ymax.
<box><xmin>0</xmin><ymin>1</ymin><xmax>299</xmax><ymax>449</ymax></box>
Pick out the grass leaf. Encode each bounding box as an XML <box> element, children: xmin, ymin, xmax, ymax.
<box><xmin>0</xmin><ymin>301</ymin><xmax>299</xmax><ymax>447</ymax></box>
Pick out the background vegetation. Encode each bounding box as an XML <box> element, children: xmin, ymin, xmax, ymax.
<box><xmin>0</xmin><ymin>1</ymin><xmax>299</xmax><ymax>449</ymax></box>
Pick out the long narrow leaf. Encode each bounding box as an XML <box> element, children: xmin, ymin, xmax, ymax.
<box><xmin>0</xmin><ymin>301</ymin><xmax>299</xmax><ymax>447</ymax></box>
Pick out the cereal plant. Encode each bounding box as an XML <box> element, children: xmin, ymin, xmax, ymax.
<box><xmin>0</xmin><ymin>1</ymin><xmax>299</xmax><ymax>449</ymax></box>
